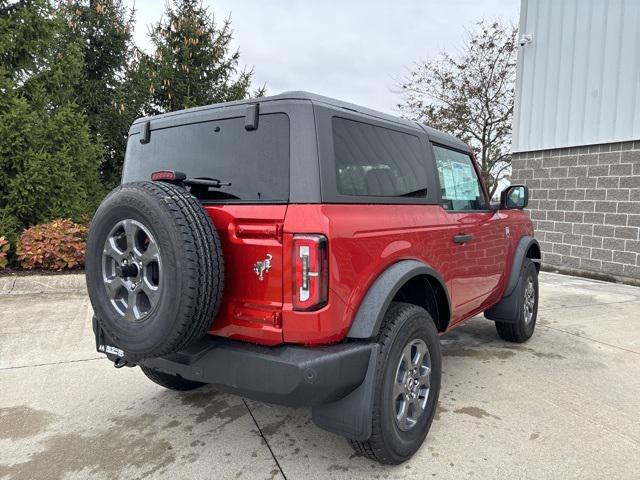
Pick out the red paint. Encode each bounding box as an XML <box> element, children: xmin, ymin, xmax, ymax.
<box><xmin>203</xmin><ymin>199</ymin><xmax>532</xmax><ymax>347</ymax></box>
<box><xmin>204</xmin><ymin>204</ymin><xmax>287</xmax><ymax>345</ymax></box>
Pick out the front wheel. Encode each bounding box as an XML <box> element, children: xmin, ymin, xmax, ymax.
<box><xmin>350</xmin><ymin>302</ymin><xmax>442</xmax><ymax>465</ymax></box>
<box><xmin>495</xmin><ymin>259</ymin><xmax>539</xmax><ymax>343</ymax></box>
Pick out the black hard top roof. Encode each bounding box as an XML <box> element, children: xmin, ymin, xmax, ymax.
<box><xmin>133</xmin><ymin>90</ymin><xmax>468</xmax><ymax>150</ymax></box>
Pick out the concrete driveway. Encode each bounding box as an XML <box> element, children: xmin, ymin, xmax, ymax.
<box><xmin>1</xmin><ymin>272</ymin><xmax>639</xmax><ymax>480</ymax></box>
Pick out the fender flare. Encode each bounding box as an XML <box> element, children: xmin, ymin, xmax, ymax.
<box><xmin>503</xmin><ymin>236</ymin><xmax>541</xmax><ymax>298</ymax></box>
<box><xmin>347</xmin><ymin>260</ymin><xmax>450</xmax><ymax>339</ymax></box>
<box><xmin>485</xmin><ymin>236</ymin><xmax>541</xmax><ymax>322</ymax></box>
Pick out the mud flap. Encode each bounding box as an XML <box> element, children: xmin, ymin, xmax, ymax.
<box><xmin>484</xmin><ymin>264</ymin><xmax>525</xmax><ymax>323</ymax></box>
<box><xmin>92</xmin><ymin>315</ymin><xmax>132</xmax><ymax>362</ymax></box>
<box><xmin>311</xmin><ymin>343</ymin><xmax>380</xmax><ymax>441</ymax></box>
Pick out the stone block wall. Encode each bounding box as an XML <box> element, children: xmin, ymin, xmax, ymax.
<box><xmin>511</xmin><ymin>141</ymin><xmax>640</xmax><ymax>281</ymax></box>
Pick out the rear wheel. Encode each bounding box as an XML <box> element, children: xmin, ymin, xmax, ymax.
<box><xmin>495</xmin><ymin>259</ymin><xmax>538</xmax><ymax>343</ymax></box>
<box><xmin>350</xmin><ymin>302</ymin><xmax>441</xmax><ymax>465</ymax></box>
<box><xmin>140</xmin><ymin>366</ymin><xmax>206</xmax><ymax>391</ymax></box>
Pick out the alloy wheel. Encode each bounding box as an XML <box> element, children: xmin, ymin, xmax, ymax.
<box><xmin>523</xmin><ymin>278</ymin><xmax>535</xmax><ymax>324</ymax></box>
<box><xmin>393</xmin><ymin>338</ymin><xmax>431</xmax><ymax>431</ymax></box>
<box><xmin>101</xmin><ymin>219</ymin><xmax>162</xmax><ymax>321</ymax></box>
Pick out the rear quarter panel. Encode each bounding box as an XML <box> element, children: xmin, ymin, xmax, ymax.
<box><xmin>282</xmin><ymin>204</ymin><xmax>467</xmax><ymax>344</ymax></box>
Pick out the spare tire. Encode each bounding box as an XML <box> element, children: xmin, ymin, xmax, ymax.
<box><xmin>85</xmin><ymin>181</ymin><xmax>224</xmax><ymax>358</ymax></box>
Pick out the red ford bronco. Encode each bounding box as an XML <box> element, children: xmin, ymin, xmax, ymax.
<box><xmin>86</xmin><ymin>92</ymin><xmax>541</xmax><ymax>464</ymax></box>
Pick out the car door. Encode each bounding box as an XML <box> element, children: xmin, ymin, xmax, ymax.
<box><xmin>431</xmin><ymin>143</ymin><xmax>507</xmax><ymax>322</ymax></box>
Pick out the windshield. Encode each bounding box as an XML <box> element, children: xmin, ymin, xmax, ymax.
<box><xmin>122</xmin><ymin>113</ymin><xmax>290</xmax><ymax>202</ymax></box>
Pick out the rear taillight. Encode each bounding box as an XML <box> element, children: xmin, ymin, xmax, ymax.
<box><xmin>292</xmin><ymin>234</ymin><xmax>328</xmax><ymax>311</ymax></box>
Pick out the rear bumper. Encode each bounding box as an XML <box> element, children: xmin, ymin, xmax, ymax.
<box><xmin>95</xmin><ymin>318</ymin><xmax>374</xmax><ymax>408</ymax></box>
<box><xmin>141</xmin><ymin>338</ymin><xmax>373</xmax><ymax>407</ymax></box>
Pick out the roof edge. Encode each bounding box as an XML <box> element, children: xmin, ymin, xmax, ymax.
<box><xmin>130</xmin><ymin>90</ymin><xmax>467</xmax><ymax>149</ymax></box>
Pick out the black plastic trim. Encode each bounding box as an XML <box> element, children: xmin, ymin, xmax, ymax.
<box><xmin>140</xmin><ymin>121</ymin><xmax>150</xmax><ymax>144</ymax></box>
<box><xmin>504</xmin><ymin>236</ymin><xmax>540</xmax><ymax>297</ymax></box>
<box><xmin>347</xmin><ymin>260</ymin><xmax>450</xmax><ymax>339</ymax></box>
<box><xmin>133</xmin><ymin>336</ymin><xmax>374</xmax><ymax>408</ymax></box>
<box><xmin>484</xmin><ymin>236</ymin><xmax>541</xmax><ymax>322</ymax></box>
<box><xmin>244</xmin><ymin>104</ymin><xmax>259</xmax><ymax>130</ymax></box>
<box><xmin>500</xmin><ymin>184</ymin><xmax>530</xmax><ymax>210</ymax></box>
<box><xmin>312</xmin><ymin>343</ymin><xmax>380</xmax><ymax>440</ymax></box>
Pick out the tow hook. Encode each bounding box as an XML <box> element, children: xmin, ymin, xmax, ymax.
<box><xmin>113</xmin><ymin>357</ymin><xmax>131</xmax><ymax>369</ymax></box>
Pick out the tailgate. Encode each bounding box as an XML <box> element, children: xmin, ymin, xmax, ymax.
<box><xmin>205</xmin><ymin>204</ymin><xmax>287</xmax><ymax>345</ymax></box>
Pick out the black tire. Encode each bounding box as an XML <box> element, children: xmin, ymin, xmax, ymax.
<box><xmin>140</xmin><ymin>366</ymin><xmax>206</xmax><ymax>391</ymax></box>
<box><xmin>495</xmin><ymin>259</ymin><xmax>538</xmax><ymax>343</ymax></box>
<box><xmin>350</xmin><ymin>302</ymin><xmax>442</xmax><ymax>465</ymax></box>
<box><xmin>86</xmin><ymin>181</ymin><xmax>224</xmax><ymax>358</ymax></box>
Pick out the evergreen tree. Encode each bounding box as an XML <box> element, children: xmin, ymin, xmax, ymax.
<box><xmin>0</xmin><ymin>0</ymin><xmax>102</xmax><ymax>243</ymax></box>
<box><xmin>57</xmin><ymin>0</ymin><xmax>148</xmax><ymax>187</ymax></box>
<box><xmin>142</xmin><ymin>0</ymin><xmax>263</xmax><ymax>114</ymax></box>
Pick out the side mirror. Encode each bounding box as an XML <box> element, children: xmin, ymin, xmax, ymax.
<box><xmin>500</xmin><ymin>185</ymin><xmax>529</xmax><ymax>210</ymax></box>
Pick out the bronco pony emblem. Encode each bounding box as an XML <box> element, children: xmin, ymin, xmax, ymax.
<box><xmin>253</xmin><ymin>254</ymin><xmax>272</xmax><ymax>281</ymax></box>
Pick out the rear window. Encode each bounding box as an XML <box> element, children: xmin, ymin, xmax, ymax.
<box><xmin>122</xmin><ymin>113</ymin><xmax>290</xmax><ymax>202</ymax></box>
<box><xmin>332</xmin><ymin>117</ymin><xmax>428</xmax><ymax>198</ymax></box>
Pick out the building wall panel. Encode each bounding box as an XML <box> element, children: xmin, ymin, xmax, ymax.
<box><xmin>513</xmin><ymin>0</ymin><xmax>640</xmax><ymax>152</ymax></box>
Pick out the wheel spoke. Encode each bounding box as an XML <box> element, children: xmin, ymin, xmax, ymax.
<box><xmin>125</xmin><ymin>289</ymin><xmax>138</xmax><ymax>321</ymax></box>
<box><xmin>393</xmin><ymin>377</ymin><xmax>405</xmax><ymax>400</ymax></box>
<box><xmin>396</xmin><ymin>396</ymin><xmax>408</xmax><ymax>426</ymax></box>
<box><xmin>419</xmin><ymin>366</ymin><xmax>431</xmax><ymax>387</ymax></box>
<box><xmin>104</xmin><ymin>238</ymin><xmax>125</xmax><ymax>263</ymax></box>
<box><xmin>413</xmin><ymin>345</ymin><xmax>427</xmax><ymax>369</ymax></box>
<box><xmin>122</xmin><ymin>219</ymin><xmax>138</xmax><ymax>254</ymax></box>
<box><xmin>104</xmin><ymin>276</ymin><xmax>124</xmax><ymax>299</ymax></box>
<box><xmin>141</xmin><ymin>241</ymin><xmax>160</xmax><ymax>265</ymax></box>
<box><xmin>411</xmin><ymin>395</ymin><xmax>425</xmax><ymax>418</ymax></box>
<box><xmin>141</xmin><ymin>280</ymin><xmax>160</xmax><ymax>308</ymax></box>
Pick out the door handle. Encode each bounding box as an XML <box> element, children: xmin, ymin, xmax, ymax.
<box><xmin>453</xmin><ymin>234</ymin><xmax>473</xmax><ymax>244</ymax></box>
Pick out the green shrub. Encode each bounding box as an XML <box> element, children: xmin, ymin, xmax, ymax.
<box><xmin>0</xmin><ymin>94</ymin><xmax>104</xmax><ymax>229</ymax></box>
<box><xmin>0</xmin><ymin>237</ymin><xmax>9</xmax><ymax>269</ymax></box>
<box><xmin>17</xmin><ymin>220</ymin><xmax>88</xmax><ymax>270</ymax></box>
<box><xmin>0</xmin><ymin>210</ymin><xmax>22</xmax><ymax>267</ymax></box>
<box><xmin>0</xmin><ymin>0</ymin><xmax>104</xmax><ymax>237</ymax></box>
<box><xmin>0</xmin><ymin>210</ymin><xmax>21</xmax><ymax>245</ymax></box>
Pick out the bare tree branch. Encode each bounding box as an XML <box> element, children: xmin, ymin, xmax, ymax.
<box><xmin>398</xmin><ymin>20</ymin><xmax>517</xmax><ymax>198</ymax></box>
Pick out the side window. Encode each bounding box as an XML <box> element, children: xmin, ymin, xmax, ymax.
<box><xmin>332</xmin><ymin>117</ymin><xmax>428</xmax><ymax>198</ymax></box>
<box><xmin>432</xmin><ymin>145</ymin><xmax>487</xmax><ymax>211</ymax></box>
